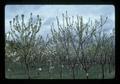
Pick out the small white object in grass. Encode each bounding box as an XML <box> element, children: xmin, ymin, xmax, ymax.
<box><xmin>86</xmin><ymin>73</ymin><xmax>89</xmax><ymax>76</ymax></box>
<box><xmin>8</xmin><ymin>68</ymin><xmax>11</xmax><ymax>72</ymax></box>
<box><xmin>38</xmin><ymin>68</ymin><xmax>42</xmax><ymax>71</ymax></box>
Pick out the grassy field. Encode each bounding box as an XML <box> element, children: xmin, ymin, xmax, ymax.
<box><xmin>5</xmin><ymin>63</ymin><xmax>115</xmax><ymax>79</ymax></box>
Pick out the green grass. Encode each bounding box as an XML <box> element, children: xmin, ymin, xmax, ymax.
<box><xmin>5</xmin><ymin>64</ymin><xmax>115</xmax><ymax>79</ymax></box>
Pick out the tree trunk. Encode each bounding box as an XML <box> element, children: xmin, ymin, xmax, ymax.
<box><xmin>48</xmin><ymin>65</ymin><xmax>51</xmax><ymax>79</ymax></box>
<box><xmin>76</xmin><ymin>66</ymin><xmax>79</xmax><ymax>78</ymax></box>
<box><xmin>85</xmin><ymin>70</ymin><xmax>89</xmax><ymax>79</ymax></box>
<box><xmin>60</xmin><ymin>64</ymin><xmax>63</xmax><ymax>79</ymax></box>
<box><xmin>72</xmin><ymin>67</ymin><xmax>75</xmax><ymax>79</ymax></box>
<box><xmin>48</xmin><ymin>71</ymin><xmax>51</xmax><ymax>79</ymax></box>
<box><xmin>108</xmin><ymin>62</ymin><xmax>111</xmax><ymax>73</ymax></box>
<box><xmin>25</xmin><ymin>63</ymin><xmax>31</xmax><ymax>79</ymax></box>
<box><xmin>86</xmin><ymin>73</ymin><xmax>89</xmax><ymax>79</ymax></box>
<box><xmin>101</xmin><ymin>64</ymin><xmax>104</xmax><ymax>79</ymax></box>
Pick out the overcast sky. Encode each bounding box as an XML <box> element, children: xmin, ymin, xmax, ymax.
<box><xmin>5</xmin><ymin>5</ymin><xmax>115</xmax><ymax>38</ymax></box>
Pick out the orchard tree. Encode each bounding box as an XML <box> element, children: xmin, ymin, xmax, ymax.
<box><xmin>6</xmin><ymin>13</ymin><xmax>42</xmax><ymax>79</ymax></box>
<box><xmin>49</xmin><ymin>11</ymin><xmax>110</xmax><ymax>79</ymax></box>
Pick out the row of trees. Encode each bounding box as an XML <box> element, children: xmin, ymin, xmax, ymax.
<box><xmin>5</xmin><ymin>12</ymin><xmax>115</xmax><ymax>79</ymax></box>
